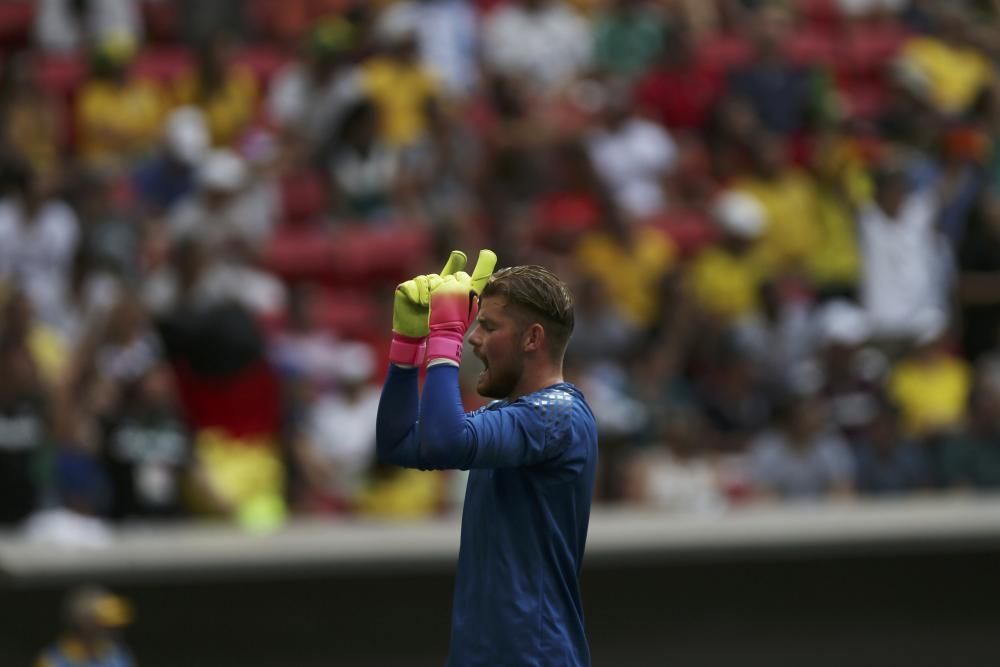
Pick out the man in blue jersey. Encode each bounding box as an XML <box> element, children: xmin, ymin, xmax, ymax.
<box><xmin>376</xmin><ymin>249</ymin><xmax>598</xmax><ymax>667</ymax></box>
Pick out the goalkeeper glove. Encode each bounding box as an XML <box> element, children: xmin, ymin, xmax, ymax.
<box><xmin>390</xmin><ymin>250</ymin><xmax>467</xmax><ymax>366</ymax></box>
<box><xmin>426</xmin><ymin>249</ymin><xmax>497</xmax><ymax>366</ymax></box>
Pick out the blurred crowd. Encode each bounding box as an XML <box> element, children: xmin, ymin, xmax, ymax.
<box><xmin>2</xmin><ymin>0</ymin><xmax>1000</xmax><ymax>538</ymax></box>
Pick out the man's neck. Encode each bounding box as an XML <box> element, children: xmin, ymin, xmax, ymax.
<box><xmin>507</xmin><ymin>361</ymin><xmax>564</xmax><ymax>401</ymax></box>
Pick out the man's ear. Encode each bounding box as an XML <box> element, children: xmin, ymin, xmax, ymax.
<box><xmin>522</xmin><ymin>322</ymin><xmax>546</xmax><ymax>354</ymax></box>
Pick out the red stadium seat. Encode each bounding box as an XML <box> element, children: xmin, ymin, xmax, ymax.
<box><xmin>785</xmin><ymin>28</ymin><xmax>837</xmax><ymax>66</ymax></box>
<box><xmin>697</xmin><ymin>33</ymin><xmax>753</xmax><ymax>72</ymax></box>
<box><xmin>133</xmin><ymin>47</ymin><xmax>193</xmax><ymax>85</ymax></box>
<box><xmin>795</xmin><ymin>0</ymin><xmax>842</xmax><ymax>28</ymax></box>
<box><xmin>33</xmin><ymin>54</ymin><xmax>86</xmax><ymax>97</ymax></box>
<box><xmin>280</xmin><ymin>168</ymin><xmax>330</xmax><ymax>226</ymax></box>
<box><xmin>647</xmin><ymin>210</ymin><xmax>717</xmax><ymax>258</ymax></box>
<box><xmin>263</xmin><ymin>223</ymin><xmax>433</xmax><ymax>287</ymax></box>
<box><xmin>231</xmin><ymin>45</ymin><xmax>291</xmax><ymax>91</ymax></box>
<box><xmin>837</xmin><ymin>25</ymin><xmax>909</xmax><ymax>78</ymax></box>
<box><xmin>309</xmin><ymin>289</ymin><xmax>382</xmax><ymax>339</ymax></box>
<box><xmin>838</xmin><ymin>80</ymin><xmax>891</xmax><ymax>119</ymax></box>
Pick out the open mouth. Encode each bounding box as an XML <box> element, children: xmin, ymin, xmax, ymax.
<box><xmin>476</xmin><ymin>354</ymin><xmax>489</xmax><ymax>382</ymax></box>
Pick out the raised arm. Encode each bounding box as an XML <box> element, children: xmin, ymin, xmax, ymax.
<box><xmin>375</xmin><ymin>250</ymin><xmax>467</xmax><ymax>468</ymax></box>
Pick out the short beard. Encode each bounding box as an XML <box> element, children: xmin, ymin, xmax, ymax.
<box><xmin>478</xmin><ymin>358</ymin><xmax>523</xmax><ymax>400</ymax></box>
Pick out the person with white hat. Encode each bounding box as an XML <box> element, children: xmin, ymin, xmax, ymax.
<box><xmin>688</xmin><ymin>189</ymin><xmax>768</xmax><ymax>324</ymax></box>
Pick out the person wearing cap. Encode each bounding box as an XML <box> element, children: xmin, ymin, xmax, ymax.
<box><xmin>688</xmin><ymin>189</ymin><xmax>768</xmax><ymax>323</ymax></box>
<box><xmin>76</xmin><ymin>33</ymin><xmax>167</xmax><ymax>172</ymax></box>
<box><xmin>35</xmin><ymin>586</ymin><xmax>135</xmax><ymax>667</ymax></box>
<box><xmin>166</xmin><ymin>148</ymin><xmax>274</xmax><ymax>252</ymax></box>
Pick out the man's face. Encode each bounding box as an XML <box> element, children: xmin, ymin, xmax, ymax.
<box><xmin>469</xmin><ymin>296</ymin><xmax>527</xmax><ymax>399</ymax></box>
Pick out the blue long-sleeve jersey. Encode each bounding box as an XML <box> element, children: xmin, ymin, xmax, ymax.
<box><xmin>376</xmin><ymin>364</ymin><xmax>598</xmax><ymax>667</ymax></box>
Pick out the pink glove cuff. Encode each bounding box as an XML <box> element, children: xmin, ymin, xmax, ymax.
<box><xmin>426</xmin><ymin>329</ymin><xmax>465</xmax><ymax>365</ymax></box>
<box><xmin>389</xmin><ymin>333</ymin><xmax>427</xmax><ymax>367</ymax></box>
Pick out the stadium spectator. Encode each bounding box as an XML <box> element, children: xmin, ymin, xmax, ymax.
<box><xmin>167</xmin><ymin>148</ymin><xmax>276</xmax><ymax>253</ymax></box>
<box><xmin>482</xmin><ymin>0</ymin><xmax>592</xmax><ymax>94</ymax></box>
<box><xmin>634</xmin><ymin>21</ymin><xmax>723</xmax><ymax>132</ymax></box>
<box><xmin>323</xmin><ymin>98</ymin><xmax>405</xmax><ymax>222</ymax></box>
<box><xmin>592</xmin><ymin>0</ymin><xmax>667</xmax><ymax>81</ymax></box>
<box><xmin>132</xmin><ymin>106</ymin><xmax>211</xmax><ymax>216</ymax></box>
<box><xmin>855</xmin><ymin>399</ymin><xmax>933</xmax><ymax>495</ymax></box>
<box><xmin>888</xmin><ymin>313</ymin><xmax>971</xmax><ymax>442</ymax></box>
<box><xmin>726</xmin><ymin>4</ymin><xmax>815</xmax><ymax>136</ymax></box>
<box><xmin>35</xmin><ymin>586</ymin><xmax>135</xmax><ymax>667</ymax></box>
<box><xmin>749</xmin><ymin>390</ymin><xmax>857</xmax><ymax>501</ymax></box>
<box><xmin>895</xmin><ymin>5</ymin><xmax>992</xmax><ymax>117</ymax></box>
<box><xmin>0</xmin><ymin>55</ymin><xmax>65</xmax><ymax>187</ymax></box>
<box><xmin>0</xmin><ymin>159</ymin><xmax>81</xmax><ymax>331</ymax></box>
<box><xmin>174</xmin><ymin>35</ymin><xmax>258</xmax><ymax>148</ymax></box>
<box><xmin>688</xmin><ymin>190</ymin><xmax>767</xmax><ymax>325</ymax></box>
<box><xmin>75</xmin><ymin>35</ymin><xmax>167</xmax><ymax>172</ymax></box>
<box><xmin>940</xmin><ymin>359</ymin><xmax>1000</xmax><ymax>490</ymax></box>
<box><xmin>813</xmin><ymin>299</ymin><xmax>888</xmax><ymax>444</ymax></box>
<box><xmin>585</xmin><ymin>81</ymin><xmax>677</xmax><ymax>220</ymax></box>
<box><xmin>295</xmin><ymin>342</ymin><xmax>380</xmax><ymax>513</ymax></box>
<box><xmin>573</xmin><ymin>203</ymin><xmax>677</xmax><ymax>331</ymax></box>
<box><xmin>0</xmin><ymin>334</ymin><xmax>50</xmax><ymax>526</ymax></box>
<box><xmin>858</xmin><ymin>161</ymin><xmax>952</xmax><ymax>343</ymax></box>
<box><xmin>621</xmin><ymin>409</ymin><xmax>725</xmax><ymax>512</ymax></box>
<box><xmin>267</xmin><ymin>18</ymin><xmax>363</xmax><ymax>151</ymax></box>
<box><xmin>361</xmin><ymin>17</ymin><xmax>443</xmax><ymax>152</ymax></box>
<box><xmin>737</xmin><ymin>133</ymin><xmax>821</xmax><ymax>277</ymax></box>
<box><xmin>377</xmin><ymin>0</ymin><xmax>479</xmax><ymax>98</ymax></box>
<box><xmin>99</xmin><ymin>363</ymin><xmax>197</xmax><ymax>521</ymax></box>
<box><xmin>34</xmin><ymin>0</ymin><xmax>143</xmax><ymax>54</ymax></box>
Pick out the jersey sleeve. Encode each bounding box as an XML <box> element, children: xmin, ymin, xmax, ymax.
<box><xmin>375</xmin><ymin>364</ymin><xmax>424</xmax><ymax>469</ymax></box>
<box><xmin>417</xmin><ymin>365</ymin><xmax>577</xmax><ymax>471</ymax></box>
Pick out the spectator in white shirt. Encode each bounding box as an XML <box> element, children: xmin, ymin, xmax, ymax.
<box><xmin>267</xmin><ymin>18</ymin><xmax>363</xmax><ymax>150</ymax></box>
<box><xmin>34</xmin><ymin>0</ymin><xmax>143</xmax><ymax>54</ymax></box>
<box><xmin>586</xmin><ymin>84</ymin><xmax>677</xmax><ymax>220</ymax></box>
<box><xmin>858</xmin><ymin>163</ymin><xmax>953</xmax><ymax>342</ymax></box>
<box><xmin>483</xmin><ymin>0</ymin><xmax>592</xmax><ymax>94</ymax></box>
<box><xmin>0</xmin><ymin>160</ymin><xmax>79</xmax><ymax>330</ymax></box>
<box><xmin>376</xmin><ymin>0</ymin><xmax>479</xmax><ymax>98</ymax></box>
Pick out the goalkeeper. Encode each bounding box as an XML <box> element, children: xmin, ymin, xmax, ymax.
<box><xmin>376</xmin><ymin>250</ymin><xmax>598</xmax><ymax>667</ymax></box>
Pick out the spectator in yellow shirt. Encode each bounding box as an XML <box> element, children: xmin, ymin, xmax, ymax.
<box><xmin>175</xmin><ymin>35</ymin><xmax>259</xmax><ymax>147</ymax></box>
<box><xmin>889</xmin><ymin>313</ymin><xmax>971</xmax><ymax>440</ymax></box>
<box><xmin>76</xmin><ymin>34</ymin><xmax>167</xmax><ymax>173</ymax></box>
<box><xmin>895</xmin><ymin>6</ymin><xmax>992</xmax><ymax>116</ymax></box>
<box><xmin>574</xmin><ymin>208</ymin><xmax>677</xmax><ymax>331</ymax></box>
<box><xmin>804</xmin><ymin>133</ymin><xmax>869</xmax><ymax>299</ymax></box>
<box><xmin>0</xmin><ymin>55</ymin><xmax>65</xmax><ymax>188</ymax></box>
<box><xmin>688</xmin><ymin>190</ymin><xmax>767</xmax><ymax>324</ymax></box>
<box><xmin>738</xmin><ymin>133</ymin><xmax>821</xmax><ymax>278</ymax></box>
<box><xmin>361</xmin><ymin>22</ymin><xmax>442</xmax><ymax>149</ymax></box>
